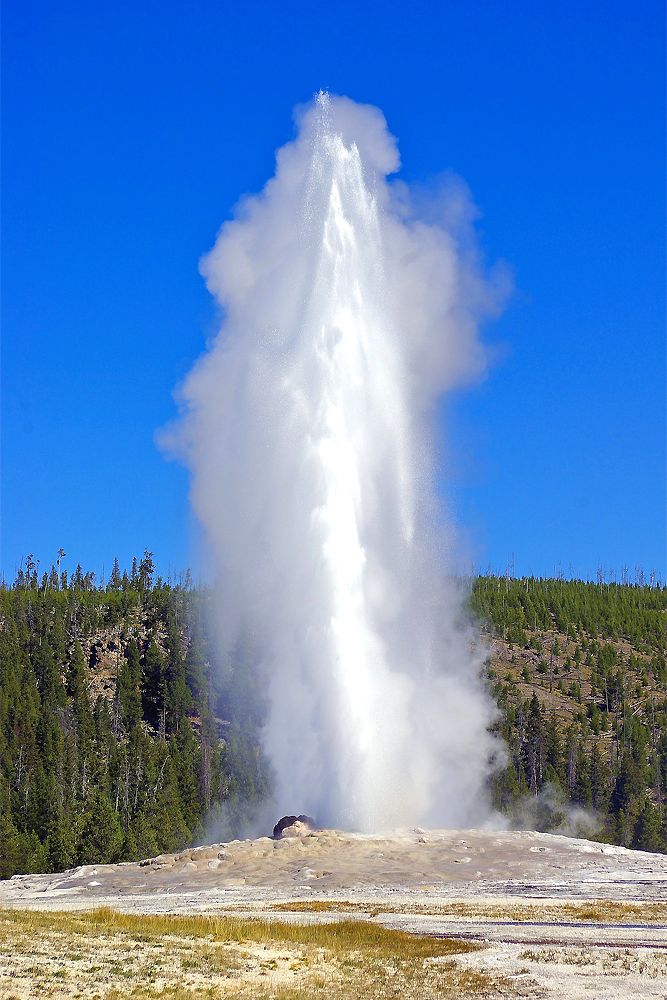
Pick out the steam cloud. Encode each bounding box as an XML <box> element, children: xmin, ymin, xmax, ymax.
<box><xmin>166</xmin><ymin>93</ymin><xmax>506</xmax><ymax>831</ymax></box>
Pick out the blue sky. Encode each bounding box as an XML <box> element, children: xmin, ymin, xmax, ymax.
<box><xmin>2</xmin><ymin>0</ymin><xmax>665</xmax><ymax>583</ymax></box>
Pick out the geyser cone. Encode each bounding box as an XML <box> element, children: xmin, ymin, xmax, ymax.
<box><xmin>167</xmin><ymin>93</ymin><xmax>505</xmax><ymax>832</ymax></box>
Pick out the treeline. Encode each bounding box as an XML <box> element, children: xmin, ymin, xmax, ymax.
<box><xmin>471</xmin><ymin>574</ymin><xmax>666</xmax><ymax>653</ymax></box>
<box><xmin>474</xmin><ymin>576</ymin><xmax>667</xmax><ymax>852</ymax></box>
<box><xmin>0</xmin><ymin>554</ymin><xmax>268</xmax><ymax>878</ymax></box>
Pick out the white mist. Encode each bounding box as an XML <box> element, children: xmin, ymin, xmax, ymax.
<box><xmin>167</xmin><ymin>93</ymin><xmax>506</xmax><ymax>831</ymax></box>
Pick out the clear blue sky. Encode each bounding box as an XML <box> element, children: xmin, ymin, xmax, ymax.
<box><xmin>2</xmin><ymin>0</ymin><xmax>665</xmax><ymax>583</ymax></box>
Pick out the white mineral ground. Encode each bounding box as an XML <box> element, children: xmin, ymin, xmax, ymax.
<box><xmin>3</xmin><ymin>827</ymin><xmax>667</xmax><ymax>999</ymax></box>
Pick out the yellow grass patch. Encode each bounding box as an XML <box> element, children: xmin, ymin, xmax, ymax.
<box><xmin>272</xmin><ymin>898</ymin><xmax>667</xmax><ymax>924</ymax></box>
<box><xmin>0</xmin><ymin>907</ymin><xmax>503</xmax><ymax>1000</ymax></box>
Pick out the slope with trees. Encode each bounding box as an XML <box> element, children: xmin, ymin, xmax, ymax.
<box><xmin>1</xmin><ymin>558</ymin><xmax>665</xmax><ymax>877</ymax></box>
<box><xmin>473</xmin><ymin>575</ymin><xmax>667</xmax><ymax>851</ymax></box>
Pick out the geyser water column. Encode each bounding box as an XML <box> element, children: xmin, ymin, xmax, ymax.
<box><xmin>167</xmin><ymin>93</ymin><xmax>504</xmax><ymax>831</ymax></box>
<box><xmin>292</xmin><ymin>100</ymin><xmax>415</xmax><ymax>828</ymax></box>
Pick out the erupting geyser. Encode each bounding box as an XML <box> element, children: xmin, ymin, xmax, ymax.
<box><xmin>167</xmin><ymin>93</ymin><xmax>506</xmax><ymax>831</ymax></box>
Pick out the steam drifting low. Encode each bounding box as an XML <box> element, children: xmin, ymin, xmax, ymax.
<box><xmin>167</xmin><ymin>93</ymin><xmax>505</xmax><ymax>831</ymax></box>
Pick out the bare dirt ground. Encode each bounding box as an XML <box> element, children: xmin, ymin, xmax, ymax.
<box><xmin>2</xmin><ymin>827</ymin><xmax>667</xmax><ymax>998</ymax></box>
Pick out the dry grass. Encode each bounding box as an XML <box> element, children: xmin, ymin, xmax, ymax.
<box><xmin>0</xmin><ymin>907</ymin><xmax>507</xmax><ymax>1000</ymax></box>
<box><xmin>518</xmin><ymin>946</ymin><xmax>667</xmax><ymax>977</ymax></box>
<box><xmin>272</xmin><ymin>898</ymin><xmax>667</xmax><ymax>924</ymax></box>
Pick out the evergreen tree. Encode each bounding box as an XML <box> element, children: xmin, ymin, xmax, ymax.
<box><xmin>141</xmin><ymin>639</ymin><xmax>166</xmax><ymax>732</ymax></box>
<box><xmin>79</xmin><ymin>787</ymin><xmax>123</xmax><ymax>864</ymax></box>
<box><xmin>590</xmin><ymin>743</ymin><xmax>610</xmax><ymax>812</ymax></box>
<box><xmin>47</xmin><ymin>810</ymin><xmax>76</xmax><ymax>872</ymax></box>
<box><xmin>138</xmin><ymin>551</ymin><xmax>154</xmax><ymax>596</ymax></box>
<box><xmin>118</xmin><ymin>640</ymin><xmax>142</xmax><ymax>732</ymax></box>
<box><xmin>0</xmin><ymin>797</ymin><xmax>24</xmax><ymax>878</ymax></box>
<box><xmin>165</xmin><ymin>619</ymin><xmax>191</xmax><ymax>733</ymax></box>
<box><xmin>108</xmin><ymin>558</ymin><xmax>121</xmax><ymax>591</ymax></box>
<box><xmin>633</xmin><ymin>799</ymin><xmax>664</xmax><ymax>852</ymax></box>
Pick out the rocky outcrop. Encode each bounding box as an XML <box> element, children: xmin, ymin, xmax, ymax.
<box><xmin>272</xmin><ymin>814</ymin><xmax>317</xmax><ymax>839</ymax></box>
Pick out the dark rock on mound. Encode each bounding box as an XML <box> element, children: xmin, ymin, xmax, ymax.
<box><xmin>273</xmin><ymin>814</ymin><xmax>316</xmax><ymax>839</ymax></box>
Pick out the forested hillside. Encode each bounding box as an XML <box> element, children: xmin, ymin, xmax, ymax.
<box><xmin>0</xmin><ymin>554</ymin><xmax>268</xmax><ymax>879</ymax></box>
<box><xmin>1</xmin><ymin>556</ymin><xmax>666</xmax><ymax>878</ymax></box>
<box><xmin>472</xmin><ymin>576</ymin><xmax>667</xmax><ymax>851</ymax></box>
